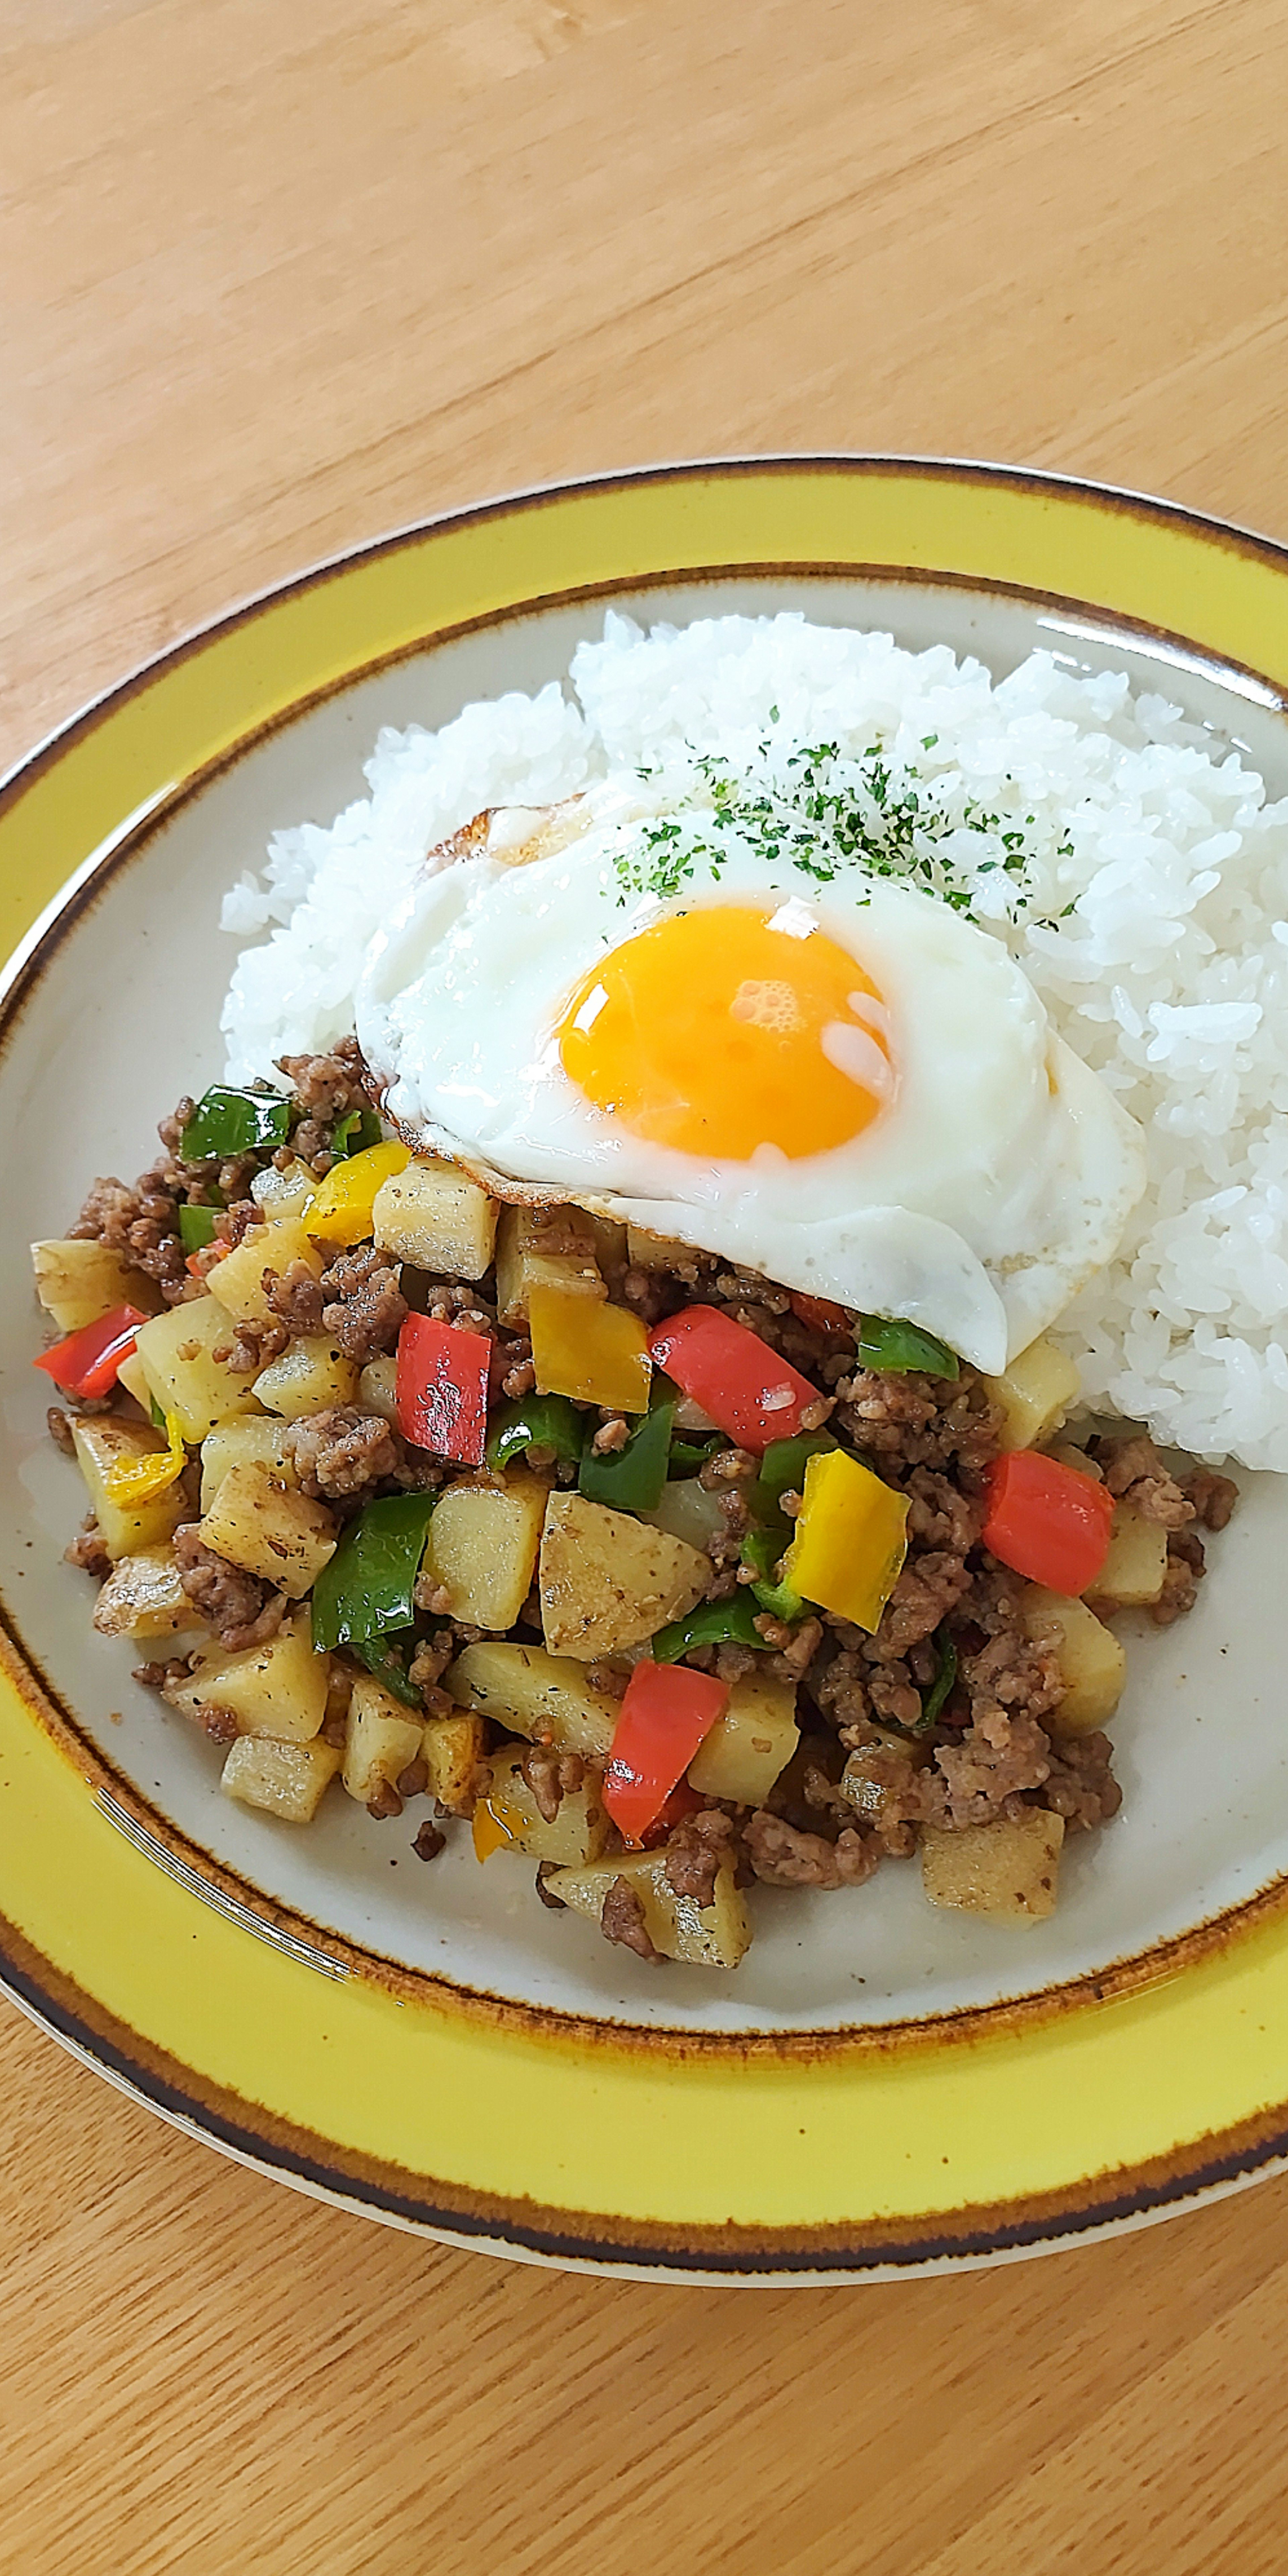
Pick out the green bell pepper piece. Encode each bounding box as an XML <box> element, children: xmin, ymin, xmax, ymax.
<box><xmin>855</xmin><ymin>1313</ymin><xmax>960</xmax><ymax>1379</ymax></box>
<box><xmin>746</xmin><ymin>1429</ymin><xmax>838</xmax><ymax>1533</ymax></box>
<box><xmin>178</xmin><ymin>1203</ymin><xmax>218</xmax><ymax>1254</ymax></box>
<box><xmin>349</xmin><ymin>1632</ymin><xmax>423</xmax><ymax>1708</ymax></box>
<box><xmin>667</xmin><ymin>1431</ymin><xmax>726</xmax><ymax>1475</ymax></box>
<box><xmin>748</xmin><ymin>1575</ymin><xmax>807</xmax><ymax>1623</ymax></box>
<box><xmin>651</xmin><ymin>1590</ymin><xmax>767</xmax><ymax>1662</ymax></box>
<box><xmin>179</xmin><ymin>1085</ymin><xmax>292</xmax><ymax>1161</ymax></box>
<box><xmin>331</xmin><ymin>1107</ymin><xmax>383</xmax><ymax>1159</ymax></box>
<box><xmin>739</xmin><ymin>1522</ymin><xmax>808</xmax><ymax>1624</ymax></box>
<box><xmin>486</xmin><ymin>1394</ymin><xmax>585</xmax><ymax>1472</ymax></box>
<box><xmin>917</xmin><ymin>1631</ymin><xmax>958</xmax><ymax>1730</ymax></box>
<box><xmin>310</xmin><ymin>1493</ymin><xmax>436</xmax><ymax>1653</ymax></box>
<box><xmin>578</xmin><ymin>1403</ymin><xmax>675</xmax><ymax>1511</ymax></box>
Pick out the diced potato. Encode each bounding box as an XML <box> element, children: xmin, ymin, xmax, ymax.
<box><xmin>688</xmin><ymin>1669</ymin><xmax>800</xmax><ymax>1805</ymax></box>
<box><xmin>445</xmin><ymin>1640</ymin><xmax>620</xmax><ymax>1759</ymax></box>
<box><xmin>494</xmin><ymin>1204</ymin><xmax>604</xmax><ymax>1327</ymax></box>
<box><xmin>538</xmin><ymin>1492</ymin><xmax>707</xmax><ymax>1658</ymax></box>
<box><xmin>921</xmin><ymin>1809</ymin><xmax>1065</xmax><ymax>1922</ymax></box>
<box><xmin>1084</xmin><ymin>1502</ymin><xmax>1169</xmax><ymax>1609</ymax></box>
<box><xmin>625</xmin><ymin>1225</ymin><xmax>703</xmax><ymax>1273</ymax></box>
<box><xmin>423</xmin><ymin>1470</ymin><xmax>546</xmax><ymax>1630</ymax></box>
<box><xmin>92</xmin><ymin>1545</ymin><xmax>192</xmax><ymax>1639</ymax></box>
<box><xmin>166</xmin><ymin>1613</ymin><xmax>331</xmax><ymax>1741</ymax></box>
<box><xmin>251</xmin><ymin>1158</ymin><xmax>318</xmax><ymax>1224</ymax></box>
<box><xmin>135</xmin><ymin>1295</ymin><xmax>258</xmax><ymax>1442</ymax></box>
<box><xmin>32</xmin><ymin>1238</ymin><xmax>162</xmax><ymax>1334</ymax></box>
<box><xmin>199</xmin><ymin>1414</ymin><xmax>300</xmax><ymax>1512</ymax></box>
<box><xmin>371</xmin><ymin>1157</ymin><xmax>498</xmax><ymax>1281</ymax></box>
<box><xmin>70</xmin><ymin>1415</ymin><xmax>187</xmax><ymax>1561</ymax></box>
<box><xmin>221</xmin><ymin>1733</ymin><xmax>341</xmax><ymax>1823</ymax></box>
<box><xmin>839</xmin><ymin>1725</ymin><xmax>929</xmax><ymax>1830</ymax></box>
<box><xmin>636</xmin><ymin>1478</ymin><xmax>729</xmax><ymax>1552</ymax></box>
<box><xmin>114</xmin><ymin>1350</ymin><xmax>154</xmax><ymax>1415</ymax></box>
<box><xmin>206</xmin><ymin>1217</ymin><xmax>323</xmax><ymax>1328</ymax></box>
<box><xmin>422</xmin><ymin>1711</ymin><xmax>485</xmax><ymax>1810</ymax></box>
<box><xmin>1020</xmin><ymin>1585</ymin><xmax>1127</xmax><ymax>1735</ymax></box>
<box><xmin>342</xmin><ymin>1673</ymin><xmax>426</xmax><ymax>1805</ymax></box>
<box><xmin>358</xmin><ymin>1355</ymin><xmax>399</xmax><ymax>1424</ymax></box>
<box><xmin>253</xmin><ymin>1333</ymin><xmax>359</xmax><ymax>1419</ymax></box>
<box><xmin>482</xmin><ymin>1741</ymin><xmax>610</xmax><ymax>1864</ymax></box>
<box><xmin>198</xmin><ymin>1461</ymin><xmax>337</xmax><ymax>1598</ymax></box>
<box><xmin>982</xmin><ymin>1336</ymin><xmax>1080</xmax><ymax>1451</ymax></box>
<box><xmin>546</xmin><ymin>1849</ymin><xmax>752</xmax><ymax>1969</ymax></box>
<box><xmin>580</xmin><ymin>1212</ymin><xmax>629</xmax><ymax>1283</ymax></box>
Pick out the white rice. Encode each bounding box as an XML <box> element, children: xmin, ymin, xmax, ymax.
<box><xmin>221</xmin><ymin>612</ymin><xmax>1288</xmax><ymax>1472</ymax></box>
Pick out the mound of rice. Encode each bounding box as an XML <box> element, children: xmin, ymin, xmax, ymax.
<box><xmin>221</xmin><ymin>612</ymin><xmax>1288</xmax><ymax>1473</ymax></box>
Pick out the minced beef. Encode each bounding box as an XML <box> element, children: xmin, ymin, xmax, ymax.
<box><xmin>285</xmin><ymin>1406</ymin><xmax>401</xmax><ymax>1501</ymax></box>
<box><xmin>65</xmin><ymin>1516</ymin><xmax>111</xmax><ymax>1577</ymax></box>
<box><xmin>265</xmin><ymin>1260</ymin><xmax>325</xmax><ymax>1336</ymax></box>
<box><xmin>600</xmin><ymin>1875</ymin><xmax>662</xmax><ymax>1961</ymax></box>
<box><xmin>663</xmin><ymin>1810</ymin><xmax>736</xmax><ymax>1903</ymax></box>
<box><xmin>1096</xmin><ymin>1433</ymin><xmax>1194</xmax><ymax>1527</ymax></box>
<box><xmin>520</xmin><ymin>1742</ymin><xmax>586</xmax><ymax>1823</ymax></box>
<box><xmin>742</xmin><ymin>1810</ymin><xmax>881</xmax><ymax>1889</ymax></box>
<box><xmin>319</xmin><ymin>1243</ymin><xmax>408</xmax><ymax>1362</ymax></box>
<box><xmin>173</xmin><ymin>1524</ymin><xmax>285</xmax><ymax>1651</ymax></box>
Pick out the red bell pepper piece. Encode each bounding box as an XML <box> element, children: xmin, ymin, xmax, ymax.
<box><xmin>637</xmin><ymin>1777</ymin><xmax>705</xmax><ymax>1848</ymax></box>
<box><xmin>788</xmin><ymin>1290</ymin><xmax>850</xmax><ymax>1336</ymax></box>
<box><xmin>982</xmin><ymin>1449</ymin><xmax>1116</xmax><ymax>1596</ymax></box>
<box><xmin>33</xmin><ymin>1303</ymin><xmax>148</xmax><ymax>1401</ymax></box>
<box><xmin>395</xmin><ymin>1313</ymin><xmax>491</xmax><ymax>1465</ymax></box>
<box><xmin>602</xmin><ymin>1660</ymin><xmax>730</xmax><ymax>1845</ymax></box>
<box><xmin>647</xmin><ymin>1305</ymin><xmax>822</xmax><ymax>1454</ymax></box>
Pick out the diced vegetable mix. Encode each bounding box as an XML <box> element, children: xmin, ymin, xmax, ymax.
<box><xmin>35</xmin><ymin>1083</ymin><xmax>1230</xmax><ymax>1966</ymax></box>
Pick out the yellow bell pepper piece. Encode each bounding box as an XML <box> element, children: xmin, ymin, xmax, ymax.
<box><xmin>472</xmin><ymin>1795</ymin><xmax>517</xmax><ymax>1862</ymax></box>
<box><xmin>305</xmin><ymin>1139</ymin><xmax>409</xmax><ymax>1244</ymax></box>
<box><xmin>782</xmin><ymin>1447</ymin><xmax>909</xmax><ymax>1633</ymax></box>
<box><xmin>101</xmin><ymin>1410</ymin><xmax>187</xmax><ymax>1507</ymax></box>
<box><xmin>528</xmin><ymin>1286</ymin><xmax>652</xmax><ymax>1412</ymax></box>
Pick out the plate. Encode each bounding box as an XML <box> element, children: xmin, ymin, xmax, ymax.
<box><xmin>5</xmin><ymin>457</ymin><xmax>1288</xmax><ymax>2282</ymax></box>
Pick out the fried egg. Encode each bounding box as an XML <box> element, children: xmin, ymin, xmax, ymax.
<box><xmin>356</xmin><ymin>795</ymin><xmax>1146</xmax><ymax>1372</ymax></box>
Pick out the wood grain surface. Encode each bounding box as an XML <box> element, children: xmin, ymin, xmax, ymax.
<box><xmin>4</xmin><ymin>4</ymin><xmax>1288</xmax><ymax>2569</ymax></box>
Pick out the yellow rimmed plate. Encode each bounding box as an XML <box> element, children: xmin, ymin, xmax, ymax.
<box><xmin>4</xmin><ymin>458</ymin><xmax>1288</xmax><ymax>2281</ymax></box>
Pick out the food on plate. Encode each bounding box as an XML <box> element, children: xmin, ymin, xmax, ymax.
<box><xmin>34</xmin><ymin>611</ymin><xmax>1257</xmax><ymax>1972</ymax></box>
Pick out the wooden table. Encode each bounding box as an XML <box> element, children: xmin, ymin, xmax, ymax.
<box><xmin>4</xmin><ymin>4</ymin><xmax>1287</xmax><ymax>2568</ymax></box>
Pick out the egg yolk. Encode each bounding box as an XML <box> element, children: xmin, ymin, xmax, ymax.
<box><xmin>557</xmin><ymin>904</ymin><xmax>894</xmax><ymax>1161</ymax></box>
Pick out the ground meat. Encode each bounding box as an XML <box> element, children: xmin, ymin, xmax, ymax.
<box><xmin>590</xmin><ymin>1416</ymin><xmax>630</xmax><ymax>1455</ymax></box>
<box><xmin>1183</xmin><ymin>1466</ymin><xmax>1239</xmax><ymax>1532</ymax></box>
<box><xmin>396</xmin><ymin>1756</ymin><xmax>430</xmax><ymax>1800</ymax></box>
<box><xmin>132</xmin><ymin>1653</ymin><xmax>199</xmax><ymax>1692</ymax></box>
<box><xmin>367</xmin><ymin>1778</ymin><xmax>403</xmax><ymax>1820</ymax></box>
<box><xmin>1152</xmin><ymin>1527</ymin><xmax>1205</xmax><ymax>1624</ymax></box>
<box><xmin>600</xmin><ymin>1874</ymin><xmax>663</xmax><ymax>1962</ymax></box>
<box><xmin>753</xmin><ymin>1613</ymin><xmax>823</xmax><ymax>1679</ymax></box>
<box><xmin>520</xmin><ymin>1742</ymin><xmax>585</xmax><ymax>1824</ymax></box>
<box><xmin>662</xmin><ymin>1810</ymin><xmax>736</xmax><ymax>1903</ymax></box>
<box><xmin>212</xmin><ymin>1315</ymin><xmax>290</xmax><ymax>1374</ymax></box>
<box><xmin>922</xmin><ymin>1707</ymin><xmax>1054</xmax><ymax>1830</ymax></box>
<box><xmin>743</xmin><ymin>1809</ymin><xmax>881</xmax><ymax>1889</ymax></box>
<box><xmin>319</xmin><ymin>1242</ymin><xmax>408</xmax><ymax>1362</ymax></box>
<box><xmin>585</xmin><ymin>1660</ymin><xmax>631</xmax><ymax>1700</ymax></box>
<box><xmin>698</xmin><ymin>1445</ymin><xmax>757</xmax><ymax>1491</ymax></box>
<box><xmin>173</xmin><ymin>1524</ymin><xmax>285</xmax><ymax>1651</ymax></box>
<box><xmin>534</xmin><ymin>1861</ymin><xmax>566</xmax><ymax>1910</ymax></box>
<box><xmin>1096</xmin><ymin>1433</ymin><xmax>1194</xmax><ymax>1527</ymax></box>
<box><xmin>500</xmin><ymin>1348</ymin><xmax>536</xmax><ymax>1399</ymax></box>
<box><xmin>285</xmin><ymin>1406</ymin><xmax>400</xmax><ymax>1501</ymax></box>
<box><xmin>1041</xmin><ymin>1730</ymin><xmax>1123</xmax><ymax>1830</ymax></box>
<box><xmin>408</xmin><ymin>1631</ymin><xmax>457</xmax><ymax>1697</ymax></box>
<box><xmin>836</xmin><ymin>1364</ymin><xmax>1000</xmax><ymax>1481</ymax></box>
<box><xmin>46</xmin><ymin>1406</ymin><xmax>75</xmax><ymax>1456</ymax></box>
<box><xmin>275</xmin><ymin>1038</ymin><xmax>369</xmax><ymax>1123</ymax></box>
<box><xmin>65</xmin><ymin>1516</ymin><xmax>111</xmax><ymax>1577</ymax></box>
<box><xmin>870</xmin><ymin>1553</ymin><xmax>974</xmax><ymax>1659</ymax></box>
<box><xmin>264</xmin><ymin>1259</ymin><xmax>325</xmax><ymax>1336</ymax></box>
<box><xmin>214</xmin><ymin>1197</ymin><xmax>266</xmax><ymax>1250</ymax></box>
<box><xmin>70</xmin><ymin>1169</ymin><xmax>188</xmax><ymax>1301</ymax></box>
<box><xmin>412</xmin><ymin>1821</ymin><xmax>446</xmax><ymax>1863</ymax></box>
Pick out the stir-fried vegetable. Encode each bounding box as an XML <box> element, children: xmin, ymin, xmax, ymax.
<box><xmin>602</xmin><ymin>1659</ymin><xmax>730</xmax><ymax>1844</ymax></box>
<box><xmin>179</xmin><ymin>1085</ymin><xmax>292</xmax><ymax>1160</ymax></box>
<box><xmin>647</xmin><ymin>1306</ymin><xmax>823</xmax><ymax>1451</ymax></box>
<box><xmin>788</xmin><ymin>1291</ymin><xmax>851</xmax><ymax>1335</ymax></box>
<box><xmin>529</xmin><ymin>1286</ymin><xmax>652</xmax><ymax>1412</ymax></box>
<box><xmin>307</xmin><ymin>1139</ymin><xmax>410</xmax><ymax>1245</ymax></box>
<box><xmin>310</xmin><ymin>1493</ymin><xmax>436</xmax><ymax>1652</ymax></box>
<box><xmin>331</xmin><ymin>1107</ymin><xmax>383</xmax><ymax>1159</ymax></box>
<box><xmin>981</xmin><ymin>1449</ymin><xmax>1115</xmax><ymax>1595</ymax></box>
<box><xmin>747</xmin><ymin>1430</ymin><xmax>837</xmax><ymax>1526</ymax></box>
<box><xmin>33</xmin><ymin>1302</ymin><xmax>148</xmax><ymax>1401</ymax></box>
<box><xmin>855</xmin><ymin>1313</ymin><xmax>960</xmax><ymax>1378</ymax></box>
<box><xmin>577</xmin><ymin>1403</ymin><xmax>674</xmax><ymax>1512</ymax></box>
<box><xmin>918</xmin><ymin>1631</ymin><xmax>958</xmax><ymax>1729</ymax></box>
<box><xmin>395</xmin><ymin>1313</ymin><xmax>491</xmax><ymax>1464</ymax></box>
<box><xmin>782</xmin><ymin>1447</ymin><xmax>910</xmax><ymax>1631</ymax></box>
<box><xmin>485</xmin><ymin>1393</ymin><xmax>584</xmax><ymax>1472</ymax></box>
<box><xmin>177</xmin><ymin>1203</ymin><xmax>219</xmax><ymax>1254</ymax></box>
<box><xmin>99</xmin><ymin>1408</ymin><xmax>187</xmax><ymax>1506</ymax></box>
<box><xmin>651</xmin><ymin>1591</ymin><xmax>766</xmax><ymax>1662</ymax></box>
<box><xmin>349</xmin><ymin>1633</ymin><xmax>423</xmax><ymax>1708</ymax></box>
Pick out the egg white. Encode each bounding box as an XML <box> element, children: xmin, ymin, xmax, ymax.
<box><xmin>357</xmin><ymin>797</ymin><xmax>1146</xmax><ymax>1372</ymax></box>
